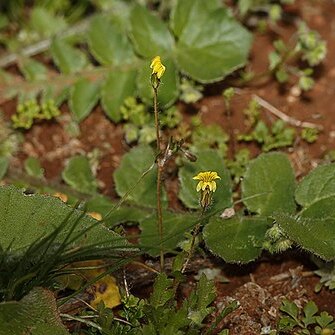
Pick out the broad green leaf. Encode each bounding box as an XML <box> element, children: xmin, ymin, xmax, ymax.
<box><xmin>86</xmin><ymin>195</ymin><xmax>153</xmax><ymax>227</ymax></box>
<box><xmin>173</xmin><ymin>1</ymin><xmax>252</xmax><ymax>83</ymax></box>
<box><xmin>275</xmin><ymin>212</ymin><xmax>335</xmax><ymax>261</ymax></box>
<box><xmin>140</xmin><ymin>211</ymin><xmax>196</xmax><ymax>256</ymax></box>
<box><xmin>137</xmin><ymin>58</ymin><xmax>179</xmax><ymax>107</ymax></box>
<box><xmin>70</xmin><ymin>78</ymin><xmax>100</xmax><ymax>122</ymax></box>
<box><xmin>242</xmin><ymin>152</ymin><xmax>296</xmax><ymax>215</ymax></box>
<box><xmin>295</xmin><ymin>163</ymin><xmax>335</xmax><ymax>208</ymax></box>
<box><xmin>0</xmin><ymin>157</ymin><xmax>9</xmax><ymax>179</ymax></box>
<box><xmin>62</xmin><ymin>155</ymin><xmax>97</xmax><ymax>194</ymax></box>
<box><xmin>101</xmin><ymin>70</ymin><xmax>137</xmax><ymax>122</ymax></box>
<box><xmin>203</xmin><ymin>216</ymin><xmax>268</xmax><ymax>263</ymax></box>
<box><xmin>51</xmin><ymin>38</ymin><xmax>88</xmax><ymax>74</ymax></box>
<box><xmin>129</xmin><ymin>4</ymin><xmax>174</xmax><ymax>58</ymax></box>
<box><xmin>0</xmin><ymin>185</ymin><xmax>125</xmax><ymax>252</ymax></box>
<box><xmin>0</xmin><ymin>288</ymin><xmax>69</xmax><ymax>335</ymax></box>
<box><xmin>24</xmin><ymin>157</ymin><xmax>44</xmax><ymax>178</ymax></box>
<box><xmin>170</xmin><ymin>0</ymin><xmax>221</xmax><ymax>37</ymax></box>
<box><xmin>114</xmin><ymin>145</ymin><xmax>167</xmax><ymax>207</ymax></box>
<box><xmin>178</xmin><ymin>149</ymin><xmax>232</xmax><ymax>210</ymax></box>
<box><xmin>300</xmin><ymin>196</ymin><xmax>335</xmax><ymax>219</ymax></box>
<box><xmin>30</xmin><ymin>7</ymin><xmax>67</xmax><ymax>37</ymax></box>
<box><xmin>88</xmin><ymin>15</ymin><xmax>134</xmax><ymax>66</ymax></box>
<box><xmin>19</xmin><ymin>58</ymin><xmax>48</xmax><ymax>82</ymax></box>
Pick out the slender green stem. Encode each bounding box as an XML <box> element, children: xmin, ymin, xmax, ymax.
<box><xmin>181</xmin><ymin>208</ymin><xmax>205</xmax><ymax>274</ymax></box>
<box><xmin>153</xmin><ymin>86</ymin><xmax>164</xmax><ymax>272</ymax></box>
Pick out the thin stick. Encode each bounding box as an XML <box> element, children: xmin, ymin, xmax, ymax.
<box><xmin>252</xmin><ymin>94</ymin><xmax>323</xmax><ymax>130</ymax></box>
<box><xmin>153</xmin><ymin>86</ymin><xmax>164</xmax><ymax>272</ymax></box>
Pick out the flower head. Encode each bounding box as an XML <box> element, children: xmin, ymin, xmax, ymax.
<box><xmin>193</xmin><ymin>171</ymin><xmax>221</xmax><ymax>192</ymax></box>
<box><xmin>150</xmin><ymin>56</ymin><xmax>166</xmax><ymax>79</ymax></box>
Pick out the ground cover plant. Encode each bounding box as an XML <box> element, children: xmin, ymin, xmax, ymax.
<box><xmin>0</xmin><ymin>0</ymin><xmax>335</xmax><ymax>334</ymax></box>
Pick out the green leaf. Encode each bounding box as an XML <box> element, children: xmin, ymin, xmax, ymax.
<box><xmin>19</xmin><ymin>58</ymin><xmax>48</xmax><ymax>82</ymax></box>
<box><xmin>149</xmin><ymin>273</ymin><xmax>174</xmax><ymax>308</ymax></box>
<box><xmin>30</xmin><ymin>7</ymin><xmax>67</xmax><ymax>37</ymax></box>
<box><xmin>178</xmin><ymin>149</ymin><xmax>232</xmax><ymax>210</ymax></box>
<box><xmin>88</xmin><ymin>15</ymin><xmax>134</xmax><ymax>66</ymax></box>
<box><xmin>170</xmin><ymin>0</ymin><xmax>221</xmax><ymax>37</ymax></box>
<box><xmin>114</xmin><ymin>145</ymin><xmax>167</xmax><ymax>207</ymax></box>
<box><xmin>0</xmin><ymin>288</ymin><xmax>69</xmax><ymax>335</ymax></box>
<box><xmin>101</xmin><ymin>70</ymin><xmax>137</xmax><ymax>122</ymax></box>
<box><xmin>51</xmin><ymin>38</ymin><xmax>88</xmax><ymax>74</ymax></box>
<box><xmin>0</xmin><ymin>157</ymin><xmax>9</xmax><ymax>179</ymax></box>
<box><xmin>62</xmin><ymin>155</ymin><xmax>97</xmax><ymax>194</ymax></box>
<box><xmin>24</xmin><ymin>157</ymin><xmax>44</xmax><ymax>178</ymax></box>
<box><xmin>316</xmin><ymin>311</ymin><xmax>334</xmax><ymax>328</ymax></box>
<box><xmin>86</xmin><ymin>195</ymin><xmax>153</xmax><ymax>227</ymax></box>
<box><xmin>295</xmin><ymin>163</ymin><xmax>335</xmax><ymax>208</ymax></box>
<box><xmin>280</xmin><ymin>299</ymin><xmax>299</xmax><ymax>320</ymax></box>
<box><xmin>302</xmin><ymin>301</ymin><xmax>318</xmax><ymax>327</ymax></box>
<box><xmin>173</xmin><ymin>0</ymin><xmax>252</xmax><ymax>82</ymax></box>
<box><xmin>70</xmin><ymin>78</ymin><xmax>100</xmax><ymax>122</ymax></box>
<box><xmin>0</xmin><ymin>185</ymin><xmax>125</xmax><ymax>252</ymax></box>
<box><xmin>203</xmin><ymin>215</ymin><xmax>268</xmax><ymax>263</ymax></box>
<box><xmin>275</xmin><ymin>212</ymin><xmax>335</xmax><ymax>261</ymax></box>
<box><xmin>137</xmin><ymin>58</ymin><xmax>179</xmax><ymax>108</ymax></box>
<box><xmin>129</xmin><ymin>4</ymin><xmax>174</xmax><ymax>58</ymax></box>
<box><xmin>242</xmin><ymin>152</ymin><xmax>296</xmax><ymax>215</ymax></box>
<box><xmin>140</xmin><ymin>211</ymin><xmax>196</xmax><ymax>256</ymax></box>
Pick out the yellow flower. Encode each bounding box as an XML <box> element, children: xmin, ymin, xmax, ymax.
<box><xmin>193</xmin><ymin>171</ymin><xmax>221</xmax><ymax>192</ymax></box>
<box><xmin>150</xmin><ymin>56</ymin><xmax>166</xmax><ymax>79</ymax></box>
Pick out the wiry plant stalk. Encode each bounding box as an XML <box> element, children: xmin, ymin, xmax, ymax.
<box><xmin>153</xmin><ymin>85</ymin><xmax>164</xmax><ymax>272</ymax></box>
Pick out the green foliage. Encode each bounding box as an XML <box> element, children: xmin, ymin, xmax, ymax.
<box><xmin>179</xmin><ymin>78</ymin><xmax>203</xmax><ymax>104</ymax></box>
<box><xmin>114</xmin><ymin>145</ymin><xmax>167</xmax><ymax>207</ymax></box>
<box><xmin>301</xmin><ymin>127</ymin><xmax>319</xmax><ymax>144</ymax></box>
<box><xmin>242</xmin><ymin>152</ymin><xmax>296</xmax><ymax>216</ymax></box>
<box><xmin>178</xmin><ymin>149</ymin><xmax>232</xmax><ymax>210</ymax></box>
<box><xmin>313</xmin><ymin>259</ymin><xmax>335</xmax><ymax>292</ymax></box>
<box><xmin>0</xmin><ymin>1</ymin><xmax>252</xmax><ymax>121</ymax></box>
<box><xmin>268</xmin><ymin>22</ymin><xmax>326</xmax><ymax>90</ymax></box>
<box><xmin>203</xmin><ymin>215</ymin><xmax>268</xmax><ymax>263</ymax></box>
<box><xmin>0</xmin><ymin>185</ymin><xmax>130</xmax><ymax>301</ymax></box>
<box><xmin>273</xmin><ymin>163</ymin><xmax>335</xmax><ymax>261</ymax></box>
<box><xmin>70</xmin><ymin>78</ymin><xmax>101</xmax><ymax>122</ymax></box>
<box><xmin>62</xmin><ymin>155</ymin><xmax>98</xmax><ymax>194</ymax></box>
<box><xmin>0</xmin><ymin>157</ymin><xmax>9</xmax><ymax>180</ymax></box>
<box><xmin>225</xmin><ymin>148</ymin><xmax>251</xmax><ymax>185</ymax></box>
<box><xmin>84</xmin><ymin>273</ymin><xmax>236</xmax><ymax>334</ymax></box>
<box><xmin>24</xmin><ymin>157</ymin><xmax>44</xmax><ymax>178</ymax></box>
<box><xmin>238</xmin><ymin>120</ymin><xmax>296</xmax><ymax>151</ymax></box>
<box><xmin>0</xmin><ymin>288</ymin><xmax>69</xmax><ymax>335</ymax></box>
<box><xmin>140</xmin><ymin>211</ymin><xmax>196</xmax><ymax>257</ymax></box>
<box><xmin>278</xmin><ymin>299</ymin><xmax>335</xmax><ymax>334</ymax></box>
<box><xmin>191</xmin><ymin>124</ymin><xmax>230</xmax><ymax>158</ymax></box>
<box><xmin>12</xmin><ymin>99</ymin><xmax>60</xmax><ymax>129</ymax></box>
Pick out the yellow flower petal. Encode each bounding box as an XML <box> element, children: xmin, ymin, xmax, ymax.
<box><xmin>150</xmin><ymin>56</ymin><xmax>165</xmax><ymax>79</ymax></box>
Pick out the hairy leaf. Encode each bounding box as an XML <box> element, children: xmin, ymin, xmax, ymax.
<box><xmin>0</xmin><ymin>185</ymin><xmax>125</xmax><ymax>252</ymax></box>
<box><xmin>0</xmin><ymin>288</ymin><xmax>69</xmax><ymax>335</ymax></box>
<box><xmin>295</xmin><ymin>163</ymin><xmax>335</xmax><ymax>208</ymax></box>
<box><xmin>275</xmin><ymin>212</ymin><xmax>335</xmax><ymax>261</ymax></box>
<box><xmin>203</xmin><ymin>216</ymin><xmax>268</xmax><ymax>263</ymax></box>
<box><xmin>242</xmin><ymin>152</ymin><xmax>296</xmax><ymax>215</ymax></box>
